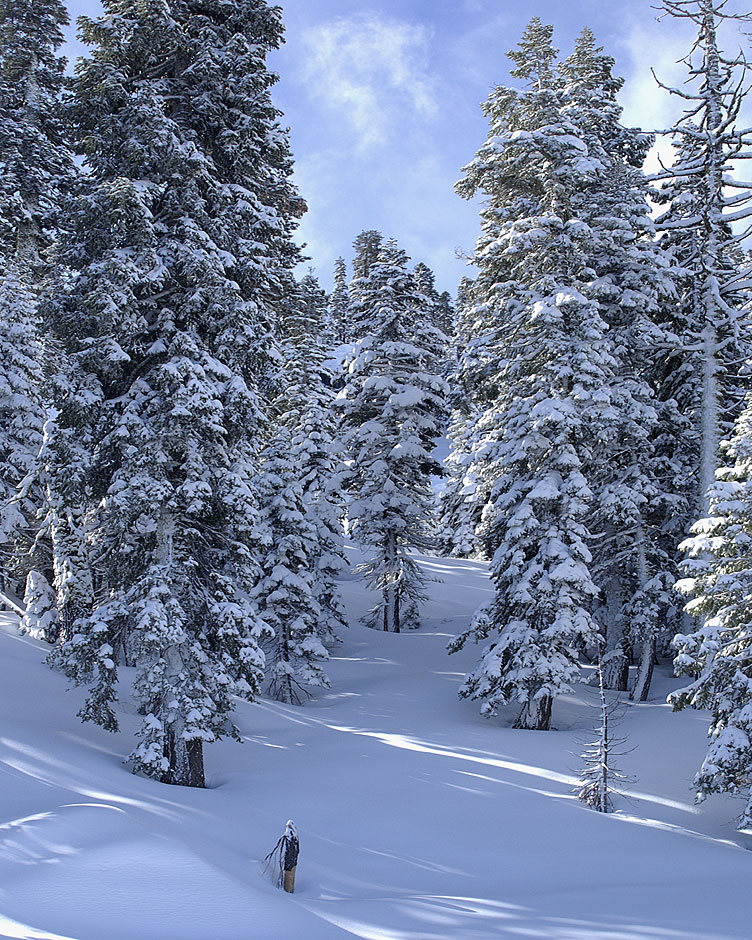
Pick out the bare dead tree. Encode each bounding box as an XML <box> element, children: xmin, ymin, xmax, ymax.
<box><xmin>577</xmin><ymin>656</ymin><xmax>634</xmax><ymax>813</ymax></box>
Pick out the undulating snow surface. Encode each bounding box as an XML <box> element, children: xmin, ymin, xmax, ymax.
<box><xmin>0</xmin><ymin>547</ymin><xmax>750</xmax><ymax>940</ymax></box>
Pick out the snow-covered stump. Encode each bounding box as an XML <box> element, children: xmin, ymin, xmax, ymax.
<box><xmin>264</xmin><ymin>821</ymin><xmax>300</xmax><ymax>893</ymax></box>
<box><xmin>19</xmin><ymin>570</ymin><xmax>59</xmax><ymax>642</ymax></box>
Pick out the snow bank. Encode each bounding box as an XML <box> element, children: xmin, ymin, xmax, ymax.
<box><xmin>0</xmin><ymin>551</ymin><xmax>750</xmax><ymax>939</ymax></box>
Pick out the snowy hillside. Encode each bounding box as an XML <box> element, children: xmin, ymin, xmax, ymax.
<box><xmin>0</xmin><ymin>548</ymin><xmax>750</xmax><ymax>940</ymax></box>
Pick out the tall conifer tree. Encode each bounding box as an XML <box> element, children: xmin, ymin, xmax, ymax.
<box><xmin>672</xmin><ymin>398</ymin><xmax>752</xmax><ymax>828</ymax></box>
<box><xmin>256</xmin><ymin>272</ymin><xmax>346</xmax><ymax>697</ymax></box>
<box><xmin>560</xmin><ymin>29</ymin><xmax>677</xmax><ymax>698</ymax></box>
<box><xmin>284</xmin><ymin>276</ymin><xmax>348</xmax><ymax>648</ymax></box>
<box><xmin>326</xmin><ymin>256</ymin><xmax>350</xmax><ymax>347</ymax></box>
<box><xmin>449</xmin><ymin>21</ymin><xmax>675</xmax><ymax>725</ymax></box>
<box><xmin>0</xmin><ymin>0</ymin><xmax>72</xmax><ymax>598</ymax></box>
<box><xmin>338</xmin><ymin>239</ymin><xmax>448</xmax><ymax>632</ymax></box>
<box><xmin>256</xmin><ymin>423</ymin><xmax>330</xmax><ymax>704</ymax></box>
<box><xmin>451</xmin><ymin>21</ymin><xmax>604</xmax><ymax>730</ymax></box>
<box><xmin>50</xmin><ymin>0</ymin><xmax>304</xmax><ymax>787</ymax></box>
<box><xmin>438</xmin><ymin>277</ymin><xmax>492</xmax><ymax>560</ymax></box>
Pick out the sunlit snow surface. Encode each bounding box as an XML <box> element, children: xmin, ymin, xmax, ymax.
<box><xmin>0</xmin><ymin>547</ymin><xmax>750</xmax><ymax>940</ymax></box>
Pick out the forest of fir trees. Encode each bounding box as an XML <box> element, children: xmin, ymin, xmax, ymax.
<box><xmin>3</xmin><ymin>0</ymin><xmax>752</xmax><ymax>828</ymax></box>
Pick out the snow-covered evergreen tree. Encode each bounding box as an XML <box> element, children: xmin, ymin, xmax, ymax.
<box><xmin>658</xmin><ymin>5</ymin><xmax>752</xmax><ymax>808</ymax></box>
<box><xmin>0</xmin><ymin>0</ymin><xmax>72</xmax><ymax>596</ymax></box>
<box><xmin>18</xmin><ymin>568</ymin><xmax>58</xmax><ymax>641</ymax></box>
<box><xmin>652</xmin><ymin>0</ymin><xmax>752</xmax><ymax>713</ymax></box>
<box><xmin>437</xmin><ymin>277</ymin><xmax>493</xmax><ymax>559</ymax></box>
<box><xmin>450</xmin><ymin>20</ymin><xmax>622</xmax><ymax>729</ymax></box>
<box><xmin>268</xmin><ymin>272</ymin><xmax>348</xmax><ymax>650</ymax></box>
<box><xmin>49</xmin><ymin>0</ymin><xmax>304</xmax><ymax>787</ymax></box>
<box><xmin>436</xmin><ymin>412</ymin><xmax>486</xmax><ymax>558</ymax></box>
<box><xmin>436</xmin><ymin>292</ymin><xmax>455</xmax><ymax>343</ymax></box>
<box><xmin>447</xmin><ymin>286</ymin><xmax>608</xmax><ymax>729</ymax></box>
<box><xmin>0</xmin><ymin>0</ymin><xmax>70</xmax><ymax>268</ymax></box>
<box><xmin>0</xmin><ymin>270</ymin><xmax>45</xmax><ymax>595</ymax></box>
<box><xmin>650</xmin><ymin>129</ymin><xmax>707</xmax><ymax>578</ymax></box>
<box><xmin>671</xmin><ymin>397</ymin><xmax>752</xmax><ymax>828</ymax></box>
<box><xmin>255</xmin><ymin>271</ymin><xmax>348</xmax><ymax>696</ymax></box>
<box><xmin>283</xmin><ymin>272</ymin><xmax>328</xmax><ymax>345</ymax></box>
<box><xmin>338</xmin><ymin>238</ymin><xmax>449</xmax><ymax>632</ymax></box>
<box><xmin>449</xmin><ymin>21</ymin><xmax>683</xmax><ymax>719</ymax></box>
<box><xmin>413</xmin><ymin>263</ymin><xmax>453</xmax><ymax>338</ymax></box>
<box><xmin>351</xmin><ymin>230</ymin><xmax>383</xmax><ymax>284</ymax></box>
<box><xmin>40</xmin><ymin>406</ymin><xmax>95</xmax><ymax>645</ymax></box>
<box><xmin>290</xmin><ymin>277</ymin><xmax>348</xmax><ymax>646</ymax></box>
<box><xmin>348</xmin><ymin>229</ymin><xmax>384</xmax><ymax>344</ymax></box>
<box><xmin>256</xmin><ymin>424</ymin><xmax>330</xmax><ymax>704</ymax></box>
<box><xmin>558</xmin><ymin>29</ymin><xmax>677</xmax><ymax>698</ymax></box>
<box><xmin>326</xmin><ymin>256</ymin><xmax>350</xmax><ymax>347</ymax></box>
<box><xmin>414</xmin><ymin>261</ymin><xmax>455</xmax><ymax>381</ymax></box>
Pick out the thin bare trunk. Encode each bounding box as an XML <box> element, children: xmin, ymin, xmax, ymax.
<box><xmin>157</xmin><ymin>514</ymin><xmax>205</xmax><ymax>788</ymax></box>
<box><xmin>382</xmin><ymin>530</ymin><xmax>400</xmax><ymax>632</ymax></box>
<box><xmin>601</xmin><ymin>575</ymin><xmax>629</xmax><ymax>691</ymax></box>
<box><xmin>632</xmin><ymin>529</ymin><xmax>655</xmax><ymax>702</ymax></box>
<box><xmin>632</xmin><ymin>633</ymin><xmax>655</xmax><ymax>703</ymax></box>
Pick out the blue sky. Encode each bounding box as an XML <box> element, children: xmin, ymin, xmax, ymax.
<box><xmin>60</xmin><ymin>1</ymin><xmax>748</xmax><ymax>293</ymax></box>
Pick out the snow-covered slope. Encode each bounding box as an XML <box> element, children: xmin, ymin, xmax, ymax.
<box><xmin>1</xmin><ymin>548</ymin><xmax>750</xmax><ymax>940</ymax></box>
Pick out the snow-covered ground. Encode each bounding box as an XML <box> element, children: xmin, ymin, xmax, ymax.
<box><xmin>1</xmin><ymin>548</ymin><xmax>750</xmax><ymax>940</ymax></box>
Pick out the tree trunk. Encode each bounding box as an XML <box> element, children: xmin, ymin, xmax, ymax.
<box><xmin>631</xmin><ymin>529</ymin><xmax>655</xmax><ymax>702</ymax></box>
<box><xmin>632</xmin><ymin>632</ymin><xmax>655</xmax><ymax>702</ymax></box>
<box><xmin>700</xmin><ymin>319</ymin><xmax>718</xmax><ymax>513</ymax></box>
<box><xmin>163</xmin><ymin>729</ymin><xmax>205</xmax><ymax>788</ymax></box>
<box><xmin>58</xmin><ymin>602</ymin><xmax>77</xmax><ymax>647</ymax></box>
<box><xmin>50</xmin><ymin>503</ymin><xmax>94</xmax><ymax>647</ymax></box>
<box><xmin>602</xmin><ymin>639</ymin><xmax>629</xmax><ymax>691</ymax></box>
<box><xmin>156</xmin><ymin>515</ymin><xmax>204</xmax><ymax>788</ymax></box>
<box><xmin>597</xmin><ymin>658</ymin><xmax>610</xmax><ymax>812</ymax></box>
<box><xmin>601</xmin><ymin>575</ymin><xmax>629</xmax><ymax>691</ymax></box>
<box><xmin>514</xmin><ymin>693</ymin><xmax>553</xmax><ymax>730</ymax></box>
<box><xmin>697</xmin><ymin>3</ymin><xmax>726</xmax><ymax>515</ymax></box>
<box><xmin>382</xmin><ymin>530</ymin><xmax>400</xmax><ymax>632</ymax></box>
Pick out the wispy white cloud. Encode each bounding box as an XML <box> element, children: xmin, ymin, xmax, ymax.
<box><xmin>300</xmin><ymin>14</ymin><xmax>439</xmax><ymax>149</ymax></box>
<box><xmin>618</xmin><ymin>23</ymin><xmax>691</xmax><ymax>125</ymax></box>
<box><xmin>615</xmin><ymin>14</ymin><xmax>697</xmax><ymax>173</ymax></box>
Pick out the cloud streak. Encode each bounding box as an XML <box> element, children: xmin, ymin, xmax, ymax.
<box><xmin>300</xmin><ymin>14</ymin><xmax>439</xmax><ymax>149</ymax></box>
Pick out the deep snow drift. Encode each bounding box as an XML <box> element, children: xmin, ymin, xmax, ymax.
<box><xmin>0</xmin><ymin>547</ymin><xmax>750</xmax><ymax>940</ymax></box>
